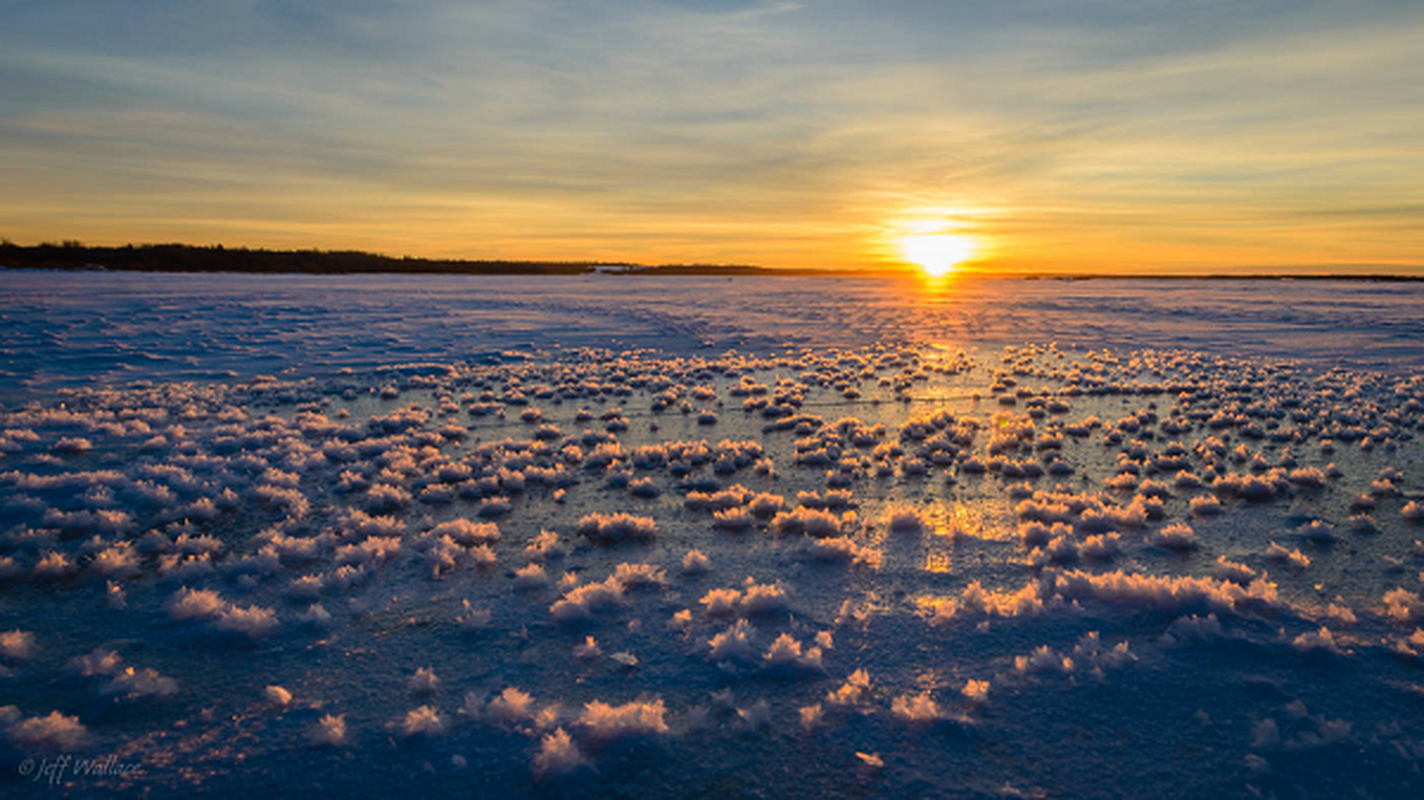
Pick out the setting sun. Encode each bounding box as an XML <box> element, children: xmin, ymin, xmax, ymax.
<box><xmin>901</xmin><ymin>234</ymin><xmax>976</xmax><ymax>277</ymax></box>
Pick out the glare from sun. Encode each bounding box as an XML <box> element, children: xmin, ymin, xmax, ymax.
<box><xmin>901</xmin><ymin>234</ymin><xmax>975</xmax><ymax>277</ymax></box>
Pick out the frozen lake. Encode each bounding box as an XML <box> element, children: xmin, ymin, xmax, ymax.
<box><xmin>2</xmin><ymin>271</ymin><xmax>1422</xmax><ymax>399</ymax></box>
<box><xmin>1</xmin><ymin>270</ymin><xmax>1422</xmax><ymax>798</ymax></box>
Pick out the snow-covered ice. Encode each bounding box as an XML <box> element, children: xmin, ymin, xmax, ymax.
<box><xmin>1</xmin><ymin>271</ymin><xmax>1422</xmax><ymax>797</ymax></box>
<box><xmin>3</xmin><ymin>272</ymin><xmax>1422</xmax><ymax>397</ymax></box>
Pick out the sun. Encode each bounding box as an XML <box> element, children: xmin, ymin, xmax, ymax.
<box><xmin>900</xmin><ymin>233</ymin><xmax>976</xmax><ymax>277</ymax></box>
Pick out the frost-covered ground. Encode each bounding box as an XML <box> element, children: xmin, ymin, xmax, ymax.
<box><xmin>3</xmin><ymin>272</ymin><xmax>1422</xmax><ymax>397</ymax></box>
<box><xmin>1</xmin><ymin>272</ymin><xmax>1423</xmax><ymax>798</ymax></box>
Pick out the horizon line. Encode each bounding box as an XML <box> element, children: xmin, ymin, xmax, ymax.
<box><xmin>2</xmin><ymin>239</ymin><xmax>1421</xmax><ymax>281</ymax></box>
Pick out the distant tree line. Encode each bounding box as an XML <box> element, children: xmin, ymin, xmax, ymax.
<box><xmin>0</xmin><ymin>240</ymin><xmax>646</xmax><ymax>276</ymax></box>
<box><xmin>2</xmin><ymin>240</ymin><xmax>1417</xmax><ymax>281</ymax></box>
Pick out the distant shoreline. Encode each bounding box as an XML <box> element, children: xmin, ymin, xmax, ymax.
<box><xmin>1013</xmin><ymin>272</ymin><xmax>1424</xmax><ymax>282</ymax></box>
<box><xmin>1</xmin><ymin>242</ymin><xmax>1419</xmax><ymax>281</ymax></box>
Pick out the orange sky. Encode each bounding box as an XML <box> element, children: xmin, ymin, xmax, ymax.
<box><xmin>2</xmin><ymin>2</ymin><xmax>1421</xmax><ymax>275</ymax></box>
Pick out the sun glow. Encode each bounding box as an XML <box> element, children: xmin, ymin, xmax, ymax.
<box><xmin>901</xmin><ymin>234</ymin><xmax>976</xmax><ymax>277</ymax></box>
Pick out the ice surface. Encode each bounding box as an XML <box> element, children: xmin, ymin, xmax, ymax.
<box><xmin>0</xmin><ymin>272</ymin><xmax>1422</xmax><ymax>797</ymax></box>
<box><xmin>2</xmin><ymin>272</ymin><xmax>1422</xmax><ymax>399</ymax></box>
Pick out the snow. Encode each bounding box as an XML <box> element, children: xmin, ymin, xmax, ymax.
<box><xmin>0</xmin><ymin>271</ymin><xmax>1421</xmax><ymax>796</ymax></box>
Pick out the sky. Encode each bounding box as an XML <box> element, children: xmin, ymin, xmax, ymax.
<box><xmin>1</xmin><ymin>0</ymin><xmax>1421</xmax><ymax>274</ymax></box>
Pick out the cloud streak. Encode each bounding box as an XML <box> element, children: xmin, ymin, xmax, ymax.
<box><xmin>1</xmin><ymin>0</ymin><xmax>1421</xmax><ymax>271</ymax></box>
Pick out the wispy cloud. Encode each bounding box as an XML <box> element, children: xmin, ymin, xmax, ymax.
<box><xmin>1</xmin><ymin>0</ymin><xmax>1420</xmax><ymax>271</ymax></box>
